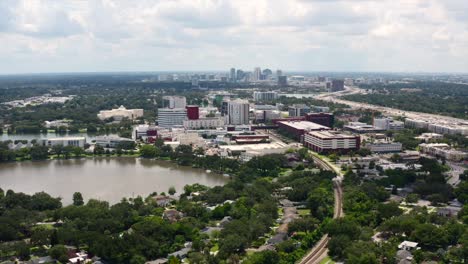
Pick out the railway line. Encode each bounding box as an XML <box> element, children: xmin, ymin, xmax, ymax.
<box><xmin>299</xmin><ymin>155</ymin><xmax>344</xmax><ymax>264</ymax></box>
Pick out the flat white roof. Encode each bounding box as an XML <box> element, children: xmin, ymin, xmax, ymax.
<box><xmin>278</xmin><ymin>121</ymin><xmax>329</xmax><ymax>130</ymax></box>
<box><xmin>399</xmin><ymin>241</ymin><xmax>418</xmax><ymax>248</ymax></box>
<box><xmin>308</xmin><ymin>130</ymin><xmax>357</xmax><ymax>139</ymax></box>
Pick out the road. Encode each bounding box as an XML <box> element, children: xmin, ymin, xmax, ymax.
<box><xmin>316</xmin><ymin>86</ymin><xmax>468</xmax><ymax>126</ymax></box>
<box><xmin>299</xmin><ymin>154</ymin><xmax>343</xmax><ymax>264</ymax></box>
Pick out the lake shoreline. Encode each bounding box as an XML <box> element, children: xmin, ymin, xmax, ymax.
<box><xmin>0</xmin><ymin>156</ymin><xmax>229</xmax><ymax>205</ymax></box>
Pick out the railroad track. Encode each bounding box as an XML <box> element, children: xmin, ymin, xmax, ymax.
<box><xmin>299</xmin><ymin>155</ymin><xmax>344</xmax><ymax>264</ymax></box>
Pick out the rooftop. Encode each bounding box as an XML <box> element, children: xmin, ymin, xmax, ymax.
<box><xmin>308</xmin><ymin>130</ymin><xmax>357</xmax><ymax>139</ymax></box>
<box><xmin>278</xmin><ymin>121</ymin><xmax>329</xmax><ymax>131</ymax></box>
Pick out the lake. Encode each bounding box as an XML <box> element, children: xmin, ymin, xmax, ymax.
<box><xmin>0</xmin><ymin>158</ymin><xmax>228</xmax><ymax>204</ymax></box>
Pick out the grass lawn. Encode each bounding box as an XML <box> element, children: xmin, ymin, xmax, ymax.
<box><xmin>277</xmin><ymin>208</ymin><xmax>284</xmax><ymax>216</ymax></box>
<box><xmin>298</xmin><ymin>209</ymin><xmax>311</xmax><ymax>216</ymax></box>
<box><xmin>210</xmin><ymin>244</ymin><xmax>219</xmax><ymax>253</ymax></box>
<box><xmin>319</xmin><ymin>256</ymin><xmax>335</xmax><ymax>264</ymax></box>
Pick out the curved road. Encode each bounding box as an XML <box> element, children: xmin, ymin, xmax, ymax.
<box><xmin>299</xmin><ymin>155</ymin><xmax>343</xmax><ymax>264</ymax></box>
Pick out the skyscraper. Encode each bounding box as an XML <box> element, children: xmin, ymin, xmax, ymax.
<box><xmin>230</xmin><ymin>68</ymin><xmax>236</xmax><ymax>82</ymax></box>
<box><xmin>331</xmin><ymin>79</ymin><xmax>345</xmax><ymax>92</ymax></box>
<box><xmin>253</xmin><ymin>67</ymin><xmax>262</xmax><ymax>81</ymax></box>
<box><xmin>276</xmin><ymin>69</ymin><xmax>283</xmax><ymax>77</ymax></box>
<box><xmin>278</xmin><ymin>75</ymin><xmax>287</xmax><ymax>86</ymax></box>
<box><xmin>236</xmin><ymin>69</ymin><xmax>244</xmax><ymax>81</ymax></box>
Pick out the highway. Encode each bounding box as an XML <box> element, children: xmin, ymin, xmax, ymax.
<box><xmin>299</xmin><ymin>155</ymin><xmax>343</xmax><ymax>264</ymax></box>
<box><xmin>316</xmin><ymin>86</ymin><xmax>468</xmax><ymax>126</ymax></box>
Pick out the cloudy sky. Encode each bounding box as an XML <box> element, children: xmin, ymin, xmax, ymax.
<box><xmin>1</xmin><ymin>0</ymin><xmax>468</xmax><ymax>74</ymax></box>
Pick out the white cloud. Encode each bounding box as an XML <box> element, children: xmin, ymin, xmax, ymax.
<box><xmin>0</xmin><ymin>0</ymin><xmax>467</xmax><ymax>73</ymax></box>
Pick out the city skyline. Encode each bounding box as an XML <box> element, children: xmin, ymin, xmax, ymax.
<box><xmin>1</xmin><ymin>0</ymin><xmax>468</xmax><ymax>74</ymax></box>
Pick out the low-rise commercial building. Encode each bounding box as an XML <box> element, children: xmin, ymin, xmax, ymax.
<box><xmin>304</xmin><ymin>131</ymin><xmax>360</xmax><ymax>154</ymax></box>
<box><xmin>95</xmin><ymin>136</ymin><xmax>135</xmax><ymax>148</ymax></box>
<box><xmin>254</xmin><ymin>110</ymin><xmax>281</xmax><ymax>122</ymax></box>
<box><xmin>344</xmin><ymin>122</ymin><xmax>384</xmax><ymax>134</ymax></box>
<box><xmin>97</xmin><ymin>106</ymin><xmax>144</xmax><ymax>121</ymax></box>
<box><xmin>277</xmin><ymin>121</ymin><xmax>330</xmax><ymax>141</ymax></box>
<box><xmin>405</xmin><ymin>118</ymin><xmax>468</xmax><ymax>135</ymax></box>
<box><xmin>133</xmin><ymin>125</ymin><xmax>158</xmax><ymax>141</ymax></box>
<box><xmin>305</xmin><ymin>113</ymin><xmax>334</xmax><ymax>128</ymax></box>
<box><xmin>415</xmin><ymin>133</ymin><xmax>443</xmax><ymax>142</ymax></box>
<box><xmin>183</xmin><ymin>117</ymin><xmax>225</xmax><ymax>129</ymax></box>
<box><xmin>373</xmin><ymin>117</ymin><xmax>404</xmax><ymax>130</ymax></box>
<box><xmin>419</xmin><ymin>143</ymin><xmax>467</xmax><ymax>161</ymax></box>
<box><xmin>41</xmin><ymin>137</ymin><xmax>86</xmax><ymax>148</ymax></box>
<box><xmin>364</xmin><ymin>142</ymin><xmax>402</xmax><ymax>153</ymax></box>
<box><xmin>288</xmin><ymin>104</ymin><xmax>310</xmax><ymax>117</ymax></box>
<box><xmin>44</xmin><ymin>120</ymin><xmax>71</xmax><ymax>128</ymax></box>
<box><xmin>176</xmin><ymin>132</ymin><xmax>205</xmax><ymax>147</ymax></box>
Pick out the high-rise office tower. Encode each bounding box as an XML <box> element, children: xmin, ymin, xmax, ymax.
<box><xmin>236</xmin><ymin>69</ymin><xmax>244</xmax><ymax>81</ymax></box>
<box><xmin>331</xmin><ymin>79</ymin><xmax>345</xmax><ymax>92</ymax></box>
<box><xmin>230</xmin><ymin>68</ymin><xmax>236</xmax><ymax>82</ymax></box>
<box><xmin>278</xmin><ymin>75</ymin><xmax>287</xmax><ymax>86</ymax></box>
<box><xmin>253</xmin><ymin>67</ymin><xmax>262</xmax><ymax>81</ymax></box>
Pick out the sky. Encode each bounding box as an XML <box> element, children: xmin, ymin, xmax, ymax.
<box><xmin>0</xmin><ymin>0</ymin><xmax>468</xmax><ymax>74</ymax></box>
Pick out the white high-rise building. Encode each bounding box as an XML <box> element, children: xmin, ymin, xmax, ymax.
<box><xmin>227</xmin><ymin>99</ymin><xmax>250</xmax><ymax>125</ymax></box>
<box><xmin>163</xmin><ymin>96</ymin><xmax>187</xmax><ymax>109</ymax></box>
<box><xmin>157</xmin><ymin>108</ymin><xmax>187</xmax><ymax>127</ymax></box>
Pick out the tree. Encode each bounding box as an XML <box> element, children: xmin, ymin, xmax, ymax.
<box><xmin>73</xmin><ymin>192</ymin><xmax>84</xmax><ymax>206</ymax></box>
<box><xmin>52</xmin><ymin>145</ymin><xmax>64</xmax><ymax>158</ymax></box>
<box><xmin>49</xmin><ymin>245</ymin><xmax>69</xmax><ymax>263</ymax></box>
<box><xmin>30</xmin><ymin>145</ymin><xmax>49</xmax><ymax>160</ymax></box>
<box><xmin>244</xmin><ymin>250</ymin><xmax>280</xmax><ymax>264</ymax></box>
<box><xmin>72</xmin><ymin>147</ymin><xmax>84</xmax><ymax>158</ymax></box>
<box><xmin>94</xmin><ymin>145</ymin><xmax>105</xmax><ymax>155</ymax></box>
<box><xmin>454</xmin><ymin>181</ymin><xmax>468</xmax><ymax>204</ymax></box>
<box><xmin>218</xmin><ymin>234</ymin><xmax>248</xmax><ymax>258</ymax></box>
<box><xmin>130</xmin><ymin>255</ymin><xmax>146</xmax><ymax>264</ymax></box>
<box><xmin>329</xmin><ymin>153</ymin><xmax>339</xmax><ymax>162</ymax></box>
<box><xmin>405</xmin><ymin>193</ymin><xmax>419</xmax><ymax>203</ymax></box>
<box><xmin>30</xmin><ymin>192</ymin><xmax>62</xmax><ymax>210</ymax></box>
<box><xmin>328</xmin><ymin>234</ymin><xmax>351</xmax><ymax>259</ymax></box>
<box><xmin>16</xmin><ymin>242</ymin><xmax>31</xmax><ymax>260</ymax></box>
<box><xmin>168</xmin><ymin>186</ymin><xmax>176</xmax><ymax>196</ymax></box>
<box><xmin>356</xmin><ymin>148</ymin><xmax>371</xmax><ymax>157</ymax></box>
<box><xmin>377</xmin><ymin>202</ymin><xmax>403</xmax><ymax>223</ymax></box>
<box><xmin>140</xmin><ymin>145</ymin><xmax>157</xmax><ymax>158</ymax></box>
